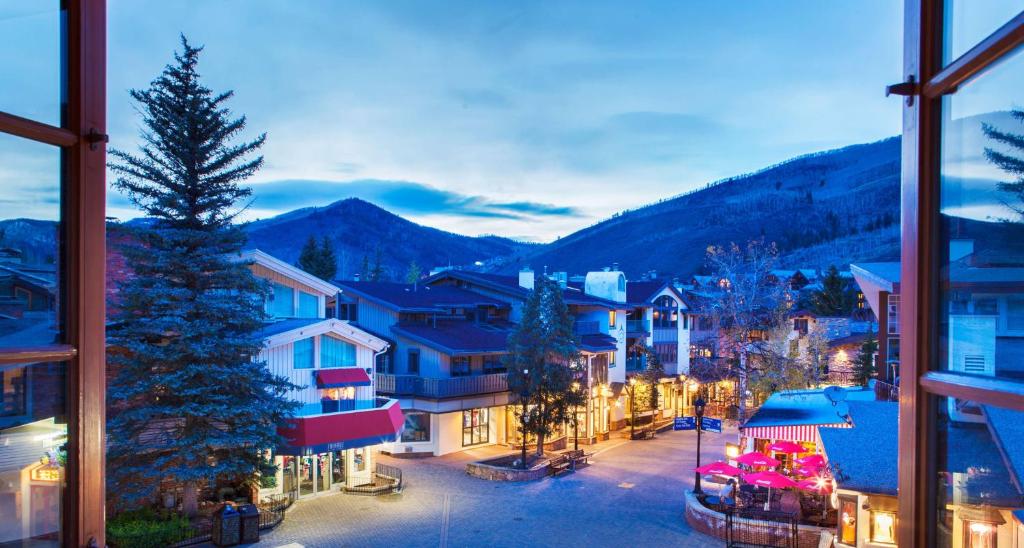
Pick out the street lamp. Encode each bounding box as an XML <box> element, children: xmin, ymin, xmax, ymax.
<box><xmin>520</xmin><ymin>368</ymin><xmax>529</xmax><ymax>470</ymax></box>
<box><xmin>693</xmin><ymin>396</ymin><xmax>706</xmax><ymax>495</ymax></box>
<box><xmin>571</xmin><ymin>381</ymin><xmax>581</xmax><ymax>452</ymax></box>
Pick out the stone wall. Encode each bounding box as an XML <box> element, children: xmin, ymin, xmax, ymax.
<box><xmin>466</xmin><ymin>459</ymin><xmax>551</xmax><ymax>482</ymax></box>
<box><xmin>683</xmin><ymin>492</ymin><xmax>832</xmax><ymax>548</ymax></box>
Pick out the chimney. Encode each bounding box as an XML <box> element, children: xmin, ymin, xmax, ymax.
<box><xmin>354</xmin><ymin>273</ymin><xmax>361</xmax><ymax>282</ymax></box>
<box><xmin>519</xmin><ymin>267</ymin><xmax>535</xmax><ymax>290</ymax></box>
<box><xmin>612</xmin><ymin>262</ymin><xmax>619</xmax><ymax>272</ymax></box>
<box><xmin>650</xmin><ymin>269</ymin><xmax>657</xmax><ymax>280</ymax></box>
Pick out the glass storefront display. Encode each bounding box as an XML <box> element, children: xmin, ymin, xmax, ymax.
<box><xmin>332</xmin><ymin>451</ymin><xmax>345</xmax><ymax>485</ymax></box>
<box><xmin>462</xmin><ymin>408</ymin><xmax>489</xmax><ymax>446</ymax></box>
<box><xmin>401</xmin><ymin>411</ymin><xmax>430</xmax><ymax>442</ymax></box>
<box><xmin>299</xmin><ymin>455</ymin><xmax>315</xmax><ymax>496</ymax></box>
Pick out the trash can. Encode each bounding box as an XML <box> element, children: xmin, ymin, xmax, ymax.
<box><xmin>239</xmin><ymin>503</ymin><xmax>260</xmax><ymax>543</ymax></box>
<box><xmin>211</xmin><ymin>504</ymin><xmax>240</xmax><ymax>547</ymax></box>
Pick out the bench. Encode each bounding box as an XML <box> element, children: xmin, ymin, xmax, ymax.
<box><xmin>548</xmin><ymin>454</ymin><xmax>572</xmax><ymax>476</ymax></box>
<box><xmin>565</xmin><ymin>449</ymin><xmax>593</xmax><ymax>469</ymax></box>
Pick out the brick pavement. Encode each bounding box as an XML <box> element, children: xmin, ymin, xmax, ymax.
<box><xmin>256</xmin><ymin>427</ymin><xmax>734</xmax><ymax>547</ymax></box>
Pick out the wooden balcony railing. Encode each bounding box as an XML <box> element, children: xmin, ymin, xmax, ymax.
<box><xmin>376</xmin><ymin>373</ymin><xmax>509</xmax><ymax>399</ymax></box>
<box><xmin>574</xmin><ymin>320</ymin><xmax>602</xmax><ymax>335</ymax></box>
<box><xmin>626</xmin><ymin>319</ymin><xmax>648</xmax><ymax>333</ymax></box>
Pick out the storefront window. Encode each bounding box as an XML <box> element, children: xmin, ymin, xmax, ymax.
<box><xmin>964</xmin><ymin>521</ymin><xmax>997</xmax><ymax>548</ymax></box>
<box><xmin>462</xmin><ymin>408</ymin><xmax>489</xmax><ymax>446</ymax></box>
<box><xmin>331</xmin><ymin>451</ymin><xmax>345</xmax><ymax>485</ymax></box>
<box><xmin>281</xmin><ymin>456</ymin><xmax>297</xmax><ymax>496</ymax></box>
<box><xmin>401</xmin><ymin>411</ymin><xmax>430</xmax><ymax>442</ymax></box>
<box><xmin>838</xmin><ymin>496</ymin><xmax>857</xmax><ymax>545</ymax></box>
<box><xmin>871</xmin><ymin>512</ymin><xmax>897</xmax><ymax>544</ymax></box>
<box><xmin>299</xmin><ymin>455</ymin><xmax>315</xmax><ymax>496</ymax></box>
<box><xmin>317</xmin><ymin>454</ymin><xmax>330</xmax><ymax>492</ymax></box>
<box><xmin>354</xmin><ymin>447</ymin><xmax>366</xmax><ymax>472</ymax></box>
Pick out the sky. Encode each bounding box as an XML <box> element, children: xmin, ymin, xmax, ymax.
<box><xmin>3</xmin><ymin>1</ymin><xmax>904</xmax><ymax>242</ymax></box>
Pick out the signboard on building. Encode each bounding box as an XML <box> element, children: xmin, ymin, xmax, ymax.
<box><xmin>701</xmin><ymin>417</ymin><xmax>723</xmax><ymax>433</ymax></box>
<box><xmin>674</xmin><ymin>416</ymin><xmax>696</xmax><ymax>431</ymax></box>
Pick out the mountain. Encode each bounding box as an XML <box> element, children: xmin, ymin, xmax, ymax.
<box><xmin>0</xmin><ymin>219</ymin><xmax>59</xmax><ymax>265</ymax></box>
<box><xmin>503</xmin><ymin>137</ymin><xmax>904</xmax><ymax>278</ymax></box>
<box><xmin>243</xmin><ymin>198</ymin><xmax>535</xmax><ymax>280</ymax></box>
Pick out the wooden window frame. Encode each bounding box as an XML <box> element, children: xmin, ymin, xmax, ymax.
<box><xmin>0</xmin><ymin>1</ymin><xmax>107</xmax><ymax>546</ymax></box>
<box><xmin>899</xmin><ymin>3</ymin><xmax>1024</xmax><ymax>547</ymax></box>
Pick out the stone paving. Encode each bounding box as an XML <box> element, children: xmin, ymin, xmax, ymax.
<box><xmin>257</xmin><ymin>427</ymin><xmax>735</xmax><ymax>548</ymax></box>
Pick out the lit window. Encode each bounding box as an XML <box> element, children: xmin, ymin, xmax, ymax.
<box><xmin>838</xmin><ymin>496</ymin><xmax>857</xmax><ymax>545</ymax></box>
<box><xmin>609</xmin><ymin>310</ymin><xmax>617</xmax><ymax>328</ymax></box>
<box><xmin>965</xmin><ymin>521</ymin><xmax>996</xmax><ymax>548</ymax></box>
<box><xmin>870</xmin><ymin>512</ymin><xmax>896</xmax><ymax>544</ymax></box>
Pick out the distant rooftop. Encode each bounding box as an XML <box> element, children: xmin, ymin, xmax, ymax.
<box><xmin>257</xmin><ymin>318</ymin><xmax>323</xmax><ymax>339</ymax></box>
<box><xmin>338</xmin><ymin>281</ymin><xmax>508</xmax><ymax>312</ymax></box>
<box><xmin>425</xmin><ymin>270</ymin><xmax>622</xmax><ymax>309</ymax></box>
<box><xmin>391</xmin><ymin>319</ymin><xmax>512</xmax><ymax>355</ymax></box>
<box><xmin>741</xmin><ymin>386</ymin><xmax>876</xmax><ymax>429</ymax></box>
<box><xmin>819</xmin><ymin>401</ymin><xmax>898</xmax><ymax>495</ymax></box>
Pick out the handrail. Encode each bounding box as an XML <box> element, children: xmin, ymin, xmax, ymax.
<box><xmin>376</xmin><ymin>373</ymin><xmax>509</xmax><ymax>398</ymax></box>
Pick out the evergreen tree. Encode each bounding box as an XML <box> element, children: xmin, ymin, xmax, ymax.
<box><xmin>297</xmin><ymin>235</ymin><xmax>320</xmax><ymax>275</ymax></box>
<box><xmin>810</xmin><ymin>265</ymin><xmax>853</xmax><ymax>316</ymax></box>
<box><xmin>853</xmin><ymin>331</ymin><xmax>878</xmax><ymax>386</ymax></box>
<box><xmin>371</xmin><ymin>246</ymin><xmax>385</xmax><ymax>281</ymax></box>
<box><xmin>318</xmin><ymin>236</ymin><xmax>338</xmax><ymax>280</ymax></box>
<box><xmin>505</xmin><ymin>276</ymin><xmax>584</xmax><ymax>459</ymax></box>
<box><xmin>359</xmin><ymin>253</ymin><xmax>370</xmax><ymax>281</ymax></box>
<box><xmin>983</xmin><ymin>109</ymin><xmax>1024</xmax><ymax>220</ymax></box>
<box><xmin>405</xmin><ymin>260</ymin><xmax>422</xmax><ymax>283</ymax></box>
<box><xmin>106</xmin><ymin>36</ymin><xmax>298</xmax><ymax>514</ymax></box>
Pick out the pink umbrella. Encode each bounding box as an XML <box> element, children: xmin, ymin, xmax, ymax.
<box><xmin>794</xmin><ymin>454</ymin><xmax>825</xmax><ymax>468</ymax></box>
<box><xmin>695</xmin><ymin>461</ymin><xmax>743</xmax><ymax>476</ymax></box>
<box><xmin>743</xmin><ymin>471</ymin><xmax>799</xmax><ymax>510</ymax></box>
<box><xmin>766</xmin><ymin>440</ymin><xmax>805</xmax><ymax>454</ymax></box>
<box><xmin>792</xmin><ymin>465</ymin><xmax>823</xmax><ymax>477</ymax></box>
<box><xmin>798</xmin><ymin>478</ymin><xmax>833</xmax><ymax>493</ymax></box>
<box><xmin>735</xmin><ymin>451</ymin><xmax>781</xmax><ymax>468</ymax></box>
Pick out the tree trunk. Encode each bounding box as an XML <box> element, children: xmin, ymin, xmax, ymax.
<box><xmin>535</xmin><ymin>430</ymin><xmax>545</xmax><ymax>457</ymax></box>
<box><xmin>737</xmin><ymin>351</ymin><xmax>748</xmax><ymax>423</ymax></box>
<box><xmin>182</xmin><ymin>481</ymin><xmax>199</xmax><ymax>517</ymax></box>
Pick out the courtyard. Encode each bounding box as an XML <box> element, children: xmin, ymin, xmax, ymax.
<box><xmin>258</xmin><ymin>427</ymin><xmax>732</xmax><ymax>547</ymax></box>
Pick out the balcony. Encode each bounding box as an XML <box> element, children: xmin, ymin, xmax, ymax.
<box><xmin>626</xmin><ymin>319</ymin><xmax>648</xmax><ymax>335</ymax></box>
<box><xmin>377</xmin><ymin>372</ymin><xmax>509</xmax><ymax>399</ymax></box>
<box><xmin>626</xmin><ymin>356</ymin><xmax>647</xmax><ymax>372</ymax></box>
<box><xmin>573</xmin><ymin>320</ymin><xmax>602</xmax><ymax>335</ymax></box>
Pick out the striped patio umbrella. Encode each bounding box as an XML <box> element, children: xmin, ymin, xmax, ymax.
<box><xmin>794</xmin><ymin>454</ymin><xmax>826</xmax><ymax>468</ymax></box>
<box><xmin>695</xmin><ymin>461</ymin><xmax>743</xmax><ymax>476</ymax></box>
<box><xmin>735</xmin><ymin>451</ymin><xmax>781</xmax><ymax>468</ymax></box>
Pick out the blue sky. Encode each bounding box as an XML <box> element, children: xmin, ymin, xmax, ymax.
<box><xmin>3</xmin><ymin>1</ymin><xmax>903</xmax><ymax>241</ymax></box>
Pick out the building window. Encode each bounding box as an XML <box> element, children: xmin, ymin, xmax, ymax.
<box><xmin>838</xmin><ymin>496</ymin><xmax>857</xmax><ymax>545</ymax></box>
<box><xmin>870</xmin><ymin>512</ymin><xmax>896</xmax><ymax>544</ymax></box>
<box><xmin>407</xmin><ymin>348</ymin><xmax>420</xmax><ymax>374</ymax></box>
<box><xmin>269</xmin><ymin>282</ymin><xmax>296</xmax><ymax>317</ymax></box>
<box><xmin>462</xmin><ymin>408</ymin><xmax>490</xmax><ymax>446</ymax></box>
<box><xmin>653</xmin><ymin>296</ymin><xmax>677</xmax><ymax>328</ymax></box>
<box><xmin>375</xmin><ymin>352</ymin><xmax>392</xmax><ymax>374</ymax></box>
<box><xmin>320</xmin><ymin>335</ymin><xmax>356</xmax><ymax>368</ymax></box>
<box><xmin>609</xmin><ymin>310</ymin><xmax>617</xmax><ymax>328</ymax></box>
<box><xmin>793</xmin><ymin>318</ymin><xmax>809</xmax><ymax>334</ymax></box>
<box><xmin>483</xmin><ymin>355</ymin><xmax>505</xmax><ymax>374</ymax></box>
<box><xmin>293</xmin><ymin>337</ymin><xmax>315</xmax><ymax>369</ymax></box>
<box><xmin>451</xmin><ymin>356</ymin><xmax>471</xmax><ymax>377</ymax></box>
<box><xmin>401</xmin><ymin>411</ymin><xmax>431</xmax><ymax>442</ymax></box>
<box><xmin>297</xmin><ymin>291</ymin><xmax>319</xmax><ymax>318</ymax></box>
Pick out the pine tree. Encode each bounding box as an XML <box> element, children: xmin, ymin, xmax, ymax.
<box><xmin>371</xmin><ymin>246</ymin><xmax>385</xmax><ymax>281</ymax></box>
<box><xmin>106</xmin><ymin>36</ymin><xmax>298</xmax><ymax>514</ymax></box>
<box><xmin>297</xmin><ymin>235</ymin><xmax>320</xmax><ymax>275</ymax></box>
<box><xmin>359</xmin><ymin>254</ymin><xmax>370</xmax><ymax>281</ymax></box>
<box><xmin>318</xmin><ymin>236</ymin><xmax>338</xmax><ymax>280</ymax></box>
<box><xmin>984</xmin><ymin>109</ymin><xmax>1024</xmax><ymax>219</ymax></box>
<box><xmin>852</xmin><ymin>331</ymin><xmax>878</xmax><ymax>386</ymax></box>
<box><xmin>810</xmin><ymin>265</ymin><xmax>853</xmax><ymax>316</ymax></box>
<box><xmin>405</xmin><ymin>260</ymin><xmax>421</xmax><ymax>283</ymax></box>
<box><xmin>505</xmin><ymin>276</ymin><xmax>584</xmax><ymax>460</ymax></box>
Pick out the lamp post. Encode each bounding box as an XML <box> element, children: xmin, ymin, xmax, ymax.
<box><xmin>571</xmin><ymin>381</ymin><xmax>581</xmax><ymax>451</ymax></box>
<box><xmin>520</xmin><ymin>368</ymin><xmax>529</xmax><ymax>470</ymax></box>
<box><xmin>693</xmin><ymin>396</ymin><xmax>706</xmax><ymax>495</ymax></box>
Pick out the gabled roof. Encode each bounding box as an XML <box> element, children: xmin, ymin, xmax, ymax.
<box><xmin>337</xmin><ymin>281</ymin><xmax>507</xmax><ymax>313</ymax></box>
<box><xmin>259</xmin><ymin>318</ymin><xmax>388</xmax><ymax>352</ymax></box>
<box><xmin>424</xmin><ymin>270</ymin><xmax>623</xmax><ymax>309</ymax></box>
<box><xmin>237</xmin><ymin>249</ymin><xmax>340</xmax><ymax>296</ymax></box>
<box><xmin>391</xmin><ymin>320</ymin><xmax>512</xmax><ymax>356</ymax></box>
<box><xmin>851</xmin><ymin>262</ymin><xmax>901</xmax><ymax>292</ymax></box>
<box><xmin>579</xmin><ymin>333</ymin><xmax>618</xmax><ymax>352</ymax></box>
<box><xmin>625</xmin><ymin>280</ymin><xmax>689</xmax><ymax>307</ymax></box>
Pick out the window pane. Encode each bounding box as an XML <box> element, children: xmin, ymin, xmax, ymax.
<box><xmin>943</xmin><ymin>0</ymin><xmax>1023</xmax><ymax>65</ymax></box>
<box><xmin>320</xmin><ymin>335</ymin><xmax>355</xmax><ymax>368</ymax></box>
<box><xmin>939</xmin><ymin>45</ymin><xmax>1024</xmax><ymax>383</ymax></box>
<box><xmin>932</xmin><ymin>396</ymin><xmax>1021</xmax><ymax>548</ymax></box>
<box><xmin>269</xmin><ymin>283</ymin><xmax>295</xmax><ymax>318</ymax></box>
<box><xmin>0</xmin><ymin>134</ymin><xmax>61</xmax><ymax>348</ymax></box>
<box><xmin>0</xmin><ymin>2</ymin><xmax>63</xmax><ymax>126</ymax></box>
<box><xmin>293</xmin><ymin>338</ymin><xmax>314</xmax><ymax>369</ymax></box>
<box><xmin>297</xmin><ymin>291</ymin><xmax>318</xmax><ymax>318</ymax></box>
<box><xmin>0</xmin><ymin>361</ymin><xmax>66</xmax><ymax>545</ymax></box>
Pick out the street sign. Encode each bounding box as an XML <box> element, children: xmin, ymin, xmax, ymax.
<box><xmin>701</xmin><ymin>417</ymin><xmax>723</xmax><ymax>433</ymax></box>
<box><xmin>674</xmin><ymin>416</ymin><xmax>696</xmax><ymax>431</ymax></box>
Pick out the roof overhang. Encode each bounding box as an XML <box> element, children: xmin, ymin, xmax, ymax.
<box><xmin>263</xmin><ymin>318</ymin><xmax>389</xmax><ymax>352</ymax></box>
<box><xmin>236</xmin><ymin>249</ymin><xmax>340</xmax><ymax>296</ymax></box>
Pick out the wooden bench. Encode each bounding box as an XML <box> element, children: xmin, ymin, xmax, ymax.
<box><xmin>548</xmin><ymin>454</ymin><xmax>572</xmax><ymax>476</ymax></box>
<box><xmin>564</xmin><ymin>449</ymin><xmax>593</xmax><ymax>469</ymax></box>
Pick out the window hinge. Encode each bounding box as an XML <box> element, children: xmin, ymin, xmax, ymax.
<box><xmin>85</xmin><ymin>128</ymin><xmax>109</xmax><ymax>150</ymax></box>
<box><xmin>886</xmin><ymin>76</ymin><xmax>918</xmax><ymax>106</ymax></box>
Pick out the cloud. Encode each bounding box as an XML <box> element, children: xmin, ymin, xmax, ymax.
<box><xmin>450</xmin><ymin>88</ymin><xmax>514</xmax><ymax>110</ymax></box>
<box><xmin>245</xmin><ymin>179</ymin><xmax>581</xmax><ymax>220</ymax></box>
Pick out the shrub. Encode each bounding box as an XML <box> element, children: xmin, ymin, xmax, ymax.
<box><xmin>107</xmin><ymin>508</ymin><xmax>191</xmax><ymax>548</ymax></box>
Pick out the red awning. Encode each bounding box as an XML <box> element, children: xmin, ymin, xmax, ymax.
<box><xmin>278</xmin><ymin>400</ymin><xmax>404</xmax><ymax>455</ymax></box>
<box><xmin>316</xmin><ymin>368</ymin><xmax>372</xmax><ymax>388</ymax></box>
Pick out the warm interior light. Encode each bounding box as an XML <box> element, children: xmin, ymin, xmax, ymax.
<box><xmin>725</xmin><ymin>445</ymin><xmax>739</xmax><ymax>458</ymax></box>
<box><xmin>969</xmin><ymin>522</ymin><xmax>992</xmax><ymax>534</ymax></box>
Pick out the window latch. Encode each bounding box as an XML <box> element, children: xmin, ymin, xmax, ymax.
<box><xmin>886</xmin><ymin>76</ymin><xmax>918</xmax><ymax>106</ymax></box>
<box><xmin>85</xmin><ymin>128</ymin><xmax>109</xmax><ymax>150</ymax></box>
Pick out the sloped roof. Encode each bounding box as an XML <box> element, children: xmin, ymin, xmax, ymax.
<box><xmin>257</xmin><ymin>318</ymin><xmax>323</xmax><ymax>339</ymax></box>
<box><xmin>338</xmin><ymin>281</ymin><xmax>507</xmax><ymax>312</ymax></box>
<box><xmin>424</xmin><ymin>270</ymin><xmax>622</xmax><ymax>309</ymax></box>
<box><xmin>625</xmin><ymin>280</ymin><xmax>688</xmax><ymax>307</ymax></box>
<box><xmin>391</xmin><ymin>320</ymin><xmax>512</xmax><ymax>355</ymax></box>
<box><xmin>819</xmin><ymin>401</ymin><xmax>898</xmax><ymax>495</ymax></box>
<box><xmin>579</xmin><ymin>333</ymin><xmax>618</xmax><ymax>352</ymax></box>
<box><xmin>742</xmin><ymin>386</ymin><xmax>875</xmax><ymax>429</ymax></box>
<box><xmin>851</xmin><ymin>262</ymin><xmax>901</xmax><ymax>288</ymax></box>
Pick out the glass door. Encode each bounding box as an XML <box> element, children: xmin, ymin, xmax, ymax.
<box><xmin>317</xmin><ymin>454</ymin><xmax>330</xmax><ymax>493</ymax></box>
<box><xmin>331</xmin><ymin>451</ymin><xmax>346</xmax><ymax>487</ymax></box>
<box><xmin>299</xmin><ymin>456</ymin><xmax>315</xmax><ymax>496</ymax></box>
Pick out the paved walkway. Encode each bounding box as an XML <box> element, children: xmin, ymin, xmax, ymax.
<box><xmin>258</xmin><ymin>427</ymin><xmax>734</xmax><ymax>547</ymax></box>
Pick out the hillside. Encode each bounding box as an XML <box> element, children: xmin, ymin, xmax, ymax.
<box><xmin>243</xmin><ymin>198</ymin><xmax>535</xmax><ymax>280</ymax></box>
<box><xmin>503</xmin><ymin>137</ymin><xmax>904</xmax><ymax>277</ymax></box>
